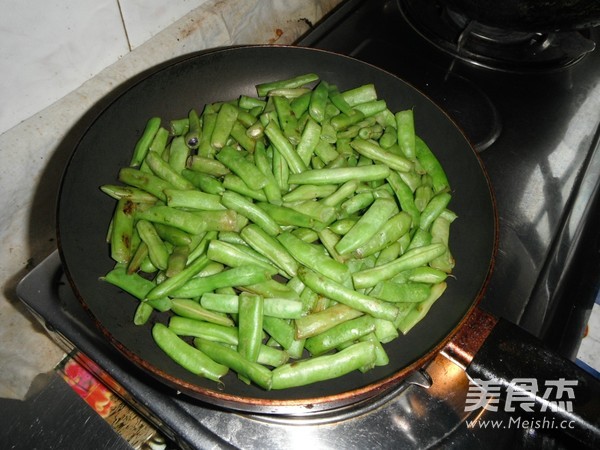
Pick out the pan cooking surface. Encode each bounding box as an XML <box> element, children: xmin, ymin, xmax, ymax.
<box><xmin>57</xmin><ymin>45</ymin><xmax>496</xmax><ymax>412</ymax></box>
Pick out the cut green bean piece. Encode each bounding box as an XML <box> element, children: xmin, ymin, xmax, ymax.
<box><xmin>353</xmin><ymin>211</ymin><xmax>412</xmax><ymax>259</ymax></box>
<box><xmin>110</xmin><ymin>199</ymin><xmax>136</xmax><ymax>264</ymax></box>
<box><xmin>221</xmin><ymin>190</ymin><xmax>281</xmax><ymax>236</ymax></box>
<box><xmin>240</xmin><ymin>224</ymin><xmax>298</xmax><ymax>278</ymax></box>
<box><xmin>164</xmin><ymin>189</ymin><xmax>225</xmax><ymax>211</ymax></box>
<box><xmin>118</xmin><ymin>168</ymin><xmax>175</xmax><ymax>202</ymax></box>
<box><xmin>194</xmin><ymin>339</ymin><xmax>272</xmax><ymax>390</ymax></box>
<box><xmin>305</xmin><ymin>315</ymin><xmax>375</xmax><ymax>356</ymax></box>
<box><xmin>171</xmin><ymin>264</ymin><xmax>273</xmax><ymax>298</ymax></box>
<box><xmin>152</xmin><ymin>323</ymin><xmax>228</xmax><ymax>382</ymax></box>
<box><xmin>169</xmin><ymin>316</ymin><xmax>237</xmax><ymax>343</ymax></box>
<box><xmin>352</xmin><ymin>243</ymin><xmax>447</xmax><ymax>289</ymax></box>
<box><xmin>298</xmin><ymin>267</ymin><xmax>399</xmax><ymax>321</ymax></box>
<box><xmin>288</xmin><ymin>165</ymin><xmax>390</xmax><ymax>185</ymax></box>
<box><xmin>216</xmin><ymin>146</ymin><xmax>268</xmax><ymax>190</ymax></box>
<box><xmin>170</xmin><ymin>298</ymin><xmax>235</xmax><ymax>327</ymax></box>
<box><xmin>350</xmin><ymin>138</ymin><xmax>412</xmax><ymax>173</ymax></box>
<box><xmin>136</xmin><ymin>220</ymin><xmax>169</xmax><ymax>270</ymax></box>
<box><xmin>271</xmin><ymin>341</ymin><xmax>376</xmax><ymax>389</ymax></box>
<box><xmin>264</xmin><ymin>121</ymin><xmax>307</xmax><ymax>174</ymax></box>
<box><xmin>211</xmin><ymin>102</ymin><xmax>238</xmax><ymax>150</ymax></box>
<box><xmin>397</xmin><ymin>282</ymin><xmax>447</xmax><ymax>334</ymax></box>
<box><xmin>237</xmin><ymin>292</ymin><xmax>264</xmax><ymax>363</ymax></box>
<box><xmin>130</xmin><ymin>117</ymin><xmax>161</xmax><ymax>167</ymax></box>
<box><xmin>256</xmin><ymin>73</ymin><xmax>319</xmax><ymax>97</ymax></box>
<box><xmin>395</xmin><ymin>109</ymin><xmax>416</xmax><ymax>159</ymax></box>
<box><xmin>295</xmin><ymin>303</ymin><xmax>363</xmax><ymax>339</ymax></box>
<box><xmin>278</xmin><ymin>232</ymin><xmax>351</xmax><ymax>286</ymax></box>
<box><xmin>335</xmin><ymin>197</ymin><xmax>398</xmax><ymax>255</ymax></box>
<box><xmin>415</xmin><ymin>136</ymin><xmax>450</xmax><ymax>194</ymax></box>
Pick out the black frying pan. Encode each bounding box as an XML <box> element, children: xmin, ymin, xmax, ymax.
<box><xmin>56</xmin><ymin>46</ymin><xmax>598</xmax><ymax>444</ymax></box>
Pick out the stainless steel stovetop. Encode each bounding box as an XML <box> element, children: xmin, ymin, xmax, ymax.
<box><xmin>17</xmin><ymin>0</ymin><xmax>600</xmax><ymax>448</ymax></box>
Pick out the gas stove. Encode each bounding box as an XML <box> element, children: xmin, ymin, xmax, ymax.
<box><xmin>17</xmin><ymin>0</ymin><xmax>600</xmax><ymax>448</ymax></box>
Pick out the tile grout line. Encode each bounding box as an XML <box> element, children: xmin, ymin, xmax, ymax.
<box><xmin>116</xmin><ymin>0</ymin><xmax>132</xmax><ymax>52</ymax></box>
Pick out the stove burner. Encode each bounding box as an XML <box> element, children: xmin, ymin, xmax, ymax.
<box><xmin>399</xmin><ymin>0</ymin><xmax>596</xmax><ymax>72</ymax></box>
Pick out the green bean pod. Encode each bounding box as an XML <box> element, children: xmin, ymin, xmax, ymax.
<box><xmin>152</xmin><ymin>323</ymin><xmax>229</xmax><ymax>382</ymax></box>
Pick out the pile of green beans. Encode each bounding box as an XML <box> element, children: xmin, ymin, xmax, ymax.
<box><xmin>101</xmin><ymin>73</ymin><xmax>456</xmax><ymax>390</ymax></box>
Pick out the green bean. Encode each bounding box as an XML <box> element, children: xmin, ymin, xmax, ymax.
<box><xmin>216</xmin><ymin>146</ymin><xmax>268</xmax><ymax>191</ymax></box>
<box><xmin>170</xmin><ymin>317</ymin><xmax>237</xmax><ymax>344</ymax></box>
<box><xmin>369</xmin><ymin>281</ymin><xmax>432</xmax><ymax>303</ymax></box>
<box><xmin>334</xmin><ymin>198</ymin><xmax>398</xmax><ymax>255</ymax></box>
<box><xmin>136</xmin><ymin>220</ymin><xmax>169</xmax><ymax>270</ymax></box>
<box><xmin>278</xmin><ymin>232</ymin><xmax>351</xmax><ymax>286</ymax></box>
<box><xmin>375</xmin><ymin>241</ymin><xmax>403</xmax><ymax>266</ymax></box>
<box><xmin>200</xmin><ymin>292</ymin><xmax>303</xmax><ymax>319</ymax></box>
<box><xmin>185</xmin><ymin>108</ymin><xmax>201</xmax><ymax>149</ymax></box>
<box><xmin>415</xmin><ymin>136</ymin><xmax>450</xmax><ymax>193</ymax></box>
<box><xmin>352</xmin><ymin>99</ymin><xmax>387</xmax><ymax>117</ymax></box>
<box><xmin>294</xmin><ymin>303</ymin><xmax>363</xmax><ymax>339</ymax></box>
<box><xmin>298</xmin><ymin>267</ymin><xmax>398</xmax><ymax>321</ymax></box>
<box><xmin>171</xmin><ymin>264</ymin><xmax>273</xmax><ymax>298</ymax></box>
<box><xmin>207</xmin><ymin>239</ymin><xmax>277</xmax><ymax>276</ymax></box>
<box><xmin>169</xmin><ymin>118</ymin><xmax>189</xmax><ymax>137</ymax></box>
<box><xmin>136</xmin><ymin>205</ymin><xmax>237</xmax><ymax>234</ymax></box>
<box><xmin>194</xmin><ymin>339</ymin><xmax>272</xmax><ymax>390</ymax></box>
<box><xmin>197</xmin><ymin>112</ymin><xmax>217</xmax><ymax>158</ymax></box>
<box><xmin>110</xmin><ymin>199</ymin><xmax>136</xmax><ymax>264</ymax></box>
<box><xmin>264</xmin><ymin>121</ymin><xmax>307</xmax><ymax>174</ymax></box>
<box><xmin>221</xmin><ymin>174</ymin><xmax>267</xmax><ymax>202</ymax></box>
<box><xmin>295</xmin><ymin>117</ymin><xmax>322</xmax><ymax>165</ymax></box>
<box><xmin>397</xmin><ymin>282</ymin><xmax>447</xmax><ymax>334</ymax></box>
<box><xmin>102</xmin><ymin>266</ymin><xmax>171</xmax><ymax>311</ymax></box>
<box><xmin>165</xmin><ymin>245</ymin><xmax>189</xmax><ymax>277</ymax></box>
<box><xmin>272</xmin><ymin>95</ymin><xmax>301</xmax><ymax>145</ymax></box>
<box><xmin>262</xmin><ymin>316</ymin><xmax>295</xmax><ymax>350</ymax></box>
<box><xmin>210</xmin><ymin>102</ymin><xmax>238</xmax><ymax>150</ymax></box>
<box><xmin>271</xmin><ymin>341</ymin><xmax>376</xmax><ymax>389</ymax></box>
<box><xmin>341</xmin><ymin>84</ymin><xmax>378</xmax><ymax>106</ymax></box>
<box><xmin>306</xmin><ymin>80</ymin><xmax>327</xmax><ymax>123</ymax></box>
<box><xmin>152</xmin><ymin>323</ymin><xmax>228</xmax><ymax>382</ymax></box>
<box><xmin>118</xmin><ymin>167</ymin><xmax>175</xmax><ymax>202</ymax></box>
<box><xmin>170</xmin><ymin>298</ymin><xmax>235</xmax><ymax>327</ymax></box>
<box><xmin>181</xmin><ymin>169</ymin><xmax>224</xmax><ymax>195</ymax></box>
<box><xmin>164</xmin><ymin>189</ymin><xmax>224</xmax><ymax>211</ymax></box>
<box><xmin>253</xmin><ymin>142</ymin><xmax>282</xmax><ymax>205</ymax></box>
<box><xmin>395</xmin><ymin>109</ymin><xmax>416</xmax><ymax>159</ymax></box>
<box><xmin>100</xmin><ymin>184</ymin><xmax>159</xmax><ymax>204</ymax></box>
<box><xmin>386</xmin><ymin>171</ymin><xmax>420</xmax><ymax>226</ymax></box>
<box><xmin>350</xmin><ymin>138</ymin><xmax>412</xmax><ymax>173</ymax></box>
<box><xmin>284</xmin><ymin>200</ymin><xmax>336</xmax><ymax>225</ymax></box>
<box><xmin>256</xmin><ymin>73</ymin><xmax>319</xmax><ymax>97</ymax></box>
<box><xmin>282</xmin><ymin>184</ymin><xmax>337</xmax><ymax>202</ymax></box>
<box><xmin>133</xmin><ymin>301</ymin><xmax>154</xmax><ymax>325</ymax></box>
<box><xmin>240</xmin><ymin>224</ymin><xmax>298</xmax><ymax>278</ymax></box>
<box><xmin>353</xmin><ymin>211</ymin><xmax>412</xmax><ymax>258</ymax></box>
<box><xmin>288</xmin><ymin>164</ymin><xmax>390</xmax><ymax>185</ymax></box>
<box><xmin>429</xmin><ymin>216</ymin><xmax>455</xmax><ymax>273</ymax></box>
<box><xmin>414</xmin><ymin>185</ymin><xmax>434</xmax><ymax>212</ymax></box>
<box><xmin>229</xmin><ymin>120</ymin><xmax>256</xmax><ymax>152</ymax></box>
<box><xmin>352</xmin><ymin>243</ymin><xmax>447</xmax><ymax>289</ymax></box>
<box><xmin>145</xmin><ymin>254</ymin><xmax>209</xmax><ymax>300</ymax></box>
<box><xmin>221</xmin><ymin>191</ymin><xmax>281</xmax><ymax>236</ymax></box>
<box><xmin>305</xmin><ymin>315</ymin><xmax>375</xmax><ymax>356</ymax></box>
<box><xmin>237</xmin><ymin>292</ymin><xmax>264</xmax><ymax>363</ymax></box>
<box><xmin>256</xmin><ymin>344</ymin><xmax>289</xmax><ymax>367</ymax></box>
<box><xmin>130</xmin><ymin>117</ymin><xmax>161</xmax><ymax>167</ymax></box>
<box><xmin>142</xmin><ymin>151</ymin><xmax>193</xmax><ymax>190</ymax></box>
<box><xmin>419</xmin><ymin>192</ymin><xmax>452</xmax><ymax>231</ymax></box>
<box><xmin>373</xmin><ymin>319</ymin><xmax>399</xmax><ymax>344</ymax></box>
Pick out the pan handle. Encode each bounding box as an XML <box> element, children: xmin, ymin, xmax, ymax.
<box><xmin>442</xmin><ymin>308</ymin><xmax>600</xmax><ymax>448</ymax></box>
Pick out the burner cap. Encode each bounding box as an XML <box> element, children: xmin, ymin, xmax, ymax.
<box><xmin>399</xmin><ymin>0</ymin><xmax>596</xmax><ymax>72</ymax></box>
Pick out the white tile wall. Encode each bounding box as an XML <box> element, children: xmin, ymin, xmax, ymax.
<box><xmin>0</xmin><ymin>0</ymin><xmax>208</xmax><ymax>136</ymax></box>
